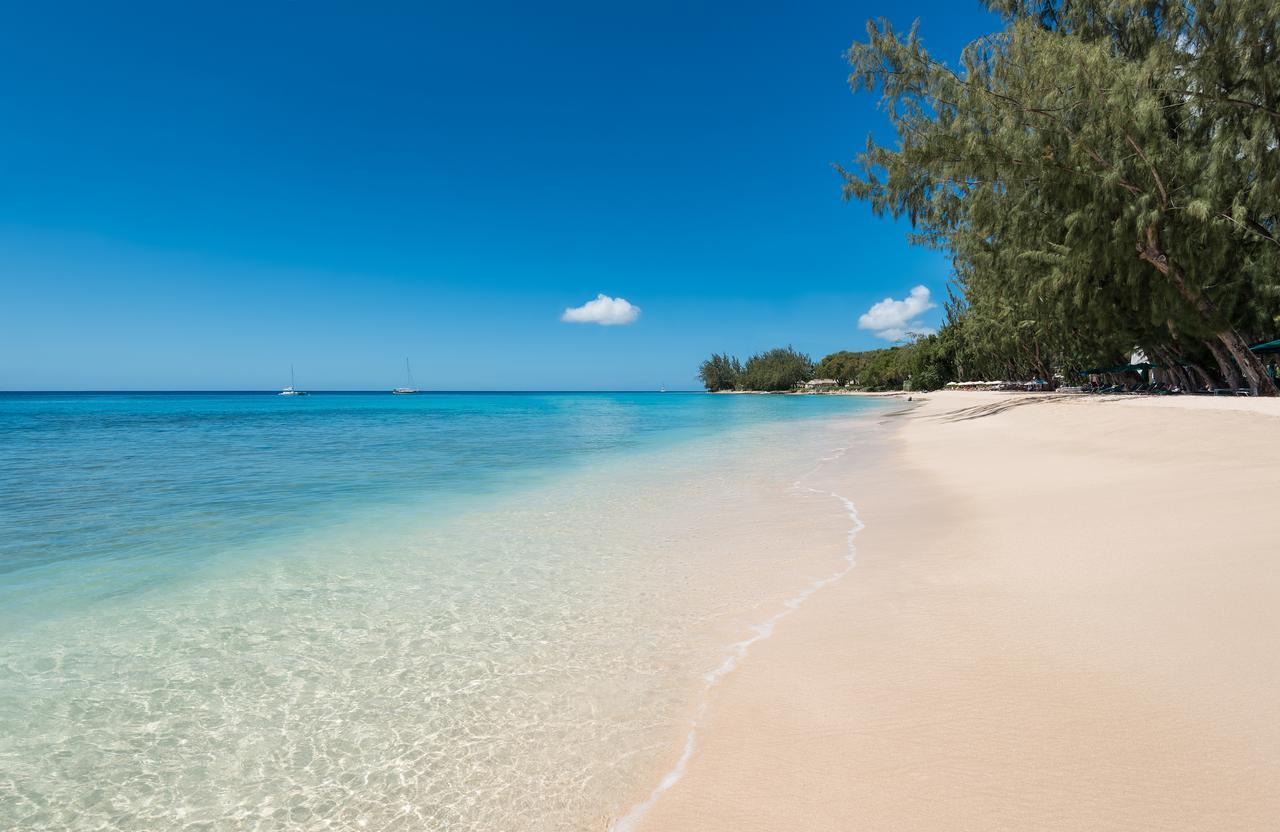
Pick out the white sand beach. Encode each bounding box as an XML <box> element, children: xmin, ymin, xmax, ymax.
<box><xmin>627</xmin><ymin>392</ymin><xmax>1280</xmax><ymax>831</ymax></box>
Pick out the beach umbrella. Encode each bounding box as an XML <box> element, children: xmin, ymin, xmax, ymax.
<box><xmin>1250</xmin><ymin>339</ymin><xmax>1280</xmax><ymax>354</ymax></box>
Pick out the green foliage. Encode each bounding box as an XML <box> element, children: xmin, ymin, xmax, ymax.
<box><xmin>741</xmin><ymin>346</ymin><xmax>814</xmax><ymax>391</ymax></box>
<box><xmin>813</xmin><ymin>351</ymin><xmax>866</xmax><ymax>385</ymax></box>
<box><xmin>812</xmin><ymin>337</ymin><xmax>952</xmax><ymax>391</ymax></box>
<box><xmin>698</xmin><ymin>353</ymin><xmax>743</xmax><ymax>391</ymax></box>
<box><xmin>907</xmin><ymin>334</ymin><xmax>953</xmax><ymax>391</ymax></box>
<box><xmin>840</xmin><ymin>0</ymin><xmax>1280</xmax><ymax>394</ymax></box>
<box><xmin>698</xmin><ymin>347</ymin><xmax>814</xmax><ymax>391</ymax></box>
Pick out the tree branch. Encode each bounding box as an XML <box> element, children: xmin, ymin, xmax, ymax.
<box><xmin>1124</xmin><ymin>133</ymin><xmax>1169</xmax><ymax>207</ymax></box>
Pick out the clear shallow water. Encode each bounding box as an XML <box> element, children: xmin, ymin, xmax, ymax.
<box><xmin>0</xmin><ymin>392</ymin><xmax>881</xmax><ymax>830</ymax></box>
<box><xmin>1</xmin><ymin>393</ymin><xmax>790</xmax><ymax>607</ymax></box>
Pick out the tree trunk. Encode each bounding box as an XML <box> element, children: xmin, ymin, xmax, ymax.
<box><xmin>1031</xmin><ymin>340</ymin><xmax>1052</xmax><ymax>383</ymax></box>
<box><xmin>1186</xmin><ymin>361</ymin><xmax>1218</xmax><ymax>391</ymax></box>
<box><xmin>1148</xmin><ymin>345</ymin><xmax>1192</xmax><ymax>391</ymax></box>
<box><xmin>1217</xmin><ymin>329</ymin><xmax>1277</xmax><ymax>396</ymax></box>
<box><xmin>1162</xmin><ymin>325</ymin><xmax>1219</xmax><ymax>390</ymax></box>
<box><xmin>1138</xmin><ymin>225</ymin><xmax>1277</xmax><ymax>395</ymax></box>
<box><xmin>1153</xmin><ymin>330</ymin><xmax>1198</xmax><ymax>392</ymax></box>
<box><xmin>1162</xmin><ymin>360</ymin><xmax>1187</xmax><ymax>391</ymax></box>
<box><xmin>1204</xmin><ymin>338</ymin><xmax>1243</xmax><ymax>390</ymax></box>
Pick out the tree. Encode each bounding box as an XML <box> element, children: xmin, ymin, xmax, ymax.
<box><xmin>741</xmin><ymin>346</ymin><xmax>815</xmax><ymax>391</ymax></box>
<box><xmin>815</xmin><ymin>344</ymin><xmax>930</xmax><ymax>390</ymax></box>
<box><xmin>814</xmin><ymin>351</ymin><xmax>867</xmax><ymax>385</ymax></box>
<box><xmin>842</xmin><ymin>1</ymin><xmax>1280</xmax><ymax>394</ymax></box>
<box><xmin>698</xmin><ymin>353</ymin><xmax>743</xmax><ymax>391</ymax></box>
<box><xmin>908</xmin><ymin>333</ymin><xmax>955</xmax><ymax>390</ymax></box>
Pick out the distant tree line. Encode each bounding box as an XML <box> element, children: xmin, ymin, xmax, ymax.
<box><xmin>815</xmin><ymin>337</ymin><xmax>953</xmax><ymax>391</ymax></box>
<box><xmin>698</xmin><ymin>346</ymin><xmax>814</xmax><ymax>391</ymax></box>
<box><xmin>838</xmin><ymin>0</ymin><xmax>1280</xmax><ymax>394</ymax></box>
<box><xmin>699</xmin><ymin>342</ymin><xmax>953</xmax><ymax>392</ymax></box>
<box><xmin>698</xmin><ymin>353</ymin><xmax>743</xmax><ymax>391</ymax></box>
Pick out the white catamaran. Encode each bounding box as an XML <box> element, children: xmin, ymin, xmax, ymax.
<box><xmin>279</xmin><ymin>365</ymin><xmax>308</xmax><ymax>396</ymax></box>
<box><xmin>392</xmin><ymin>358</ymin><xmax>420</xmax><ymax>394</ymax></box>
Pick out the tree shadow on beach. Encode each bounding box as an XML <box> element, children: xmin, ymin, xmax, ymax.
<box><xmin>925</xmin><ymin>393</ymin><xmax>1085</xmax><ymax>423</ymax></box>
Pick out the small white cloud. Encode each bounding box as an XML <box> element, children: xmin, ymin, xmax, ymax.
<box><xmin>560</xmin><ymin>294</ymin><xmax>641</xmax><ymax>326</ymax></box>
<box><xmin>858</xmin><ymin>285</ymin><xmax>937</xmax><ymax>341</ymax></box>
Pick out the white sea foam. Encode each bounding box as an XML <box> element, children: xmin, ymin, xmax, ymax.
<box><xmin>611</xmin><ymin>446</ymin><xmax>865</xmax><ymax>832</ymax></box>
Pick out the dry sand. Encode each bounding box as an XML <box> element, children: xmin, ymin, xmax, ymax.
<box><xmin>629</xmin><ymin>392</ymin><xmax>1280</xmax><ymax>831</ymax></box>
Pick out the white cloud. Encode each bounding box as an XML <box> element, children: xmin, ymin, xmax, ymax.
<box><xmin>560</xmin><ymin>294</ymin><xmax>641</xmax><ymax>326</ymax></box>
<box><xmin>858</xmin><ymin>285</ymin><xmax>937</xmax><ymax>341</ymax></box>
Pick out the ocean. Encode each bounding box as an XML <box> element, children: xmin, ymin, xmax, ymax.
<box><xmin>0</xmin><ymin>391</ymin><xmax>884</xmax><ymax>831</ymax></box>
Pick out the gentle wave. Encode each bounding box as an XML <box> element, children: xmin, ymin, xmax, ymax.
<box><xmin>611</xmin><ymin>446</ymin><xmax>865</xmax><ymax>832</ymax></box>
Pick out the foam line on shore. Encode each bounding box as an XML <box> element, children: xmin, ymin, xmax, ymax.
<box><xmin>610</xmin><ymin>447</ymin><xmax>864</xmax><ymax>832</ymax></box>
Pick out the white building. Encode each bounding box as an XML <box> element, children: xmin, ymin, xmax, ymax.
<box><xmin>803</xmin><ymin>378</ymin><xmax>840</xmax><ymax>392</ymax></box>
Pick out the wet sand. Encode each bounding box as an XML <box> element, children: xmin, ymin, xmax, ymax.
<box><xmin>627</xmin><ymin>392</ymin><xmax>1280</xmax><ymax>831</ymax></box>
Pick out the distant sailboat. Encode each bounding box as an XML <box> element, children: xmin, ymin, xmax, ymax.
<box><xmin>660</xmin><ymin>384</ymin><xmax>667</xmax><ymax>393</ymax></box>
<box><xmin>392</xmin><ymin>358</ymin><xmax>420</xmax><ymax>394</ymax></box>
<box><xmin>279</xmin><ymin>365</ymin><xmax>308</xmax><ymax>396</ymax></box>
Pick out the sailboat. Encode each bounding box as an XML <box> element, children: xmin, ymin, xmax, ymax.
<box><xmin>279</xmin><ymin>365</ymin><xmax>308</xmax><ymax>396</ymax></box>
<box><xmin>392</xmin><ymin>358</ymin><xmax>420</xmax><ymax>394</ymax></box>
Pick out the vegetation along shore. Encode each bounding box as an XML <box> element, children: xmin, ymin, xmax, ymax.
<box><xmin>706</xmin><ymin>0</ymin><xmax>1279</xmax><ymax>396</ymax></box>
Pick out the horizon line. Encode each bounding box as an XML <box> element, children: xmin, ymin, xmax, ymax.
<box><xmin>0</xmin><ymin>389</ymin><xmax>706</xmax><ymax>395</ymax></box>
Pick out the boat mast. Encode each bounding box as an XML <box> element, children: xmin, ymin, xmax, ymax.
<box><xmin>406</xmin><ymin>358</ymin><xmax>414</xmax><ymax>390</ymax></box>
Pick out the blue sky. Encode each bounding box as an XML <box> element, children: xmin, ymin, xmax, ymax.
<box><xmin>1</xmin><ymin>1</ymin><xmax>997</xmax><ymax>390</ymax></box>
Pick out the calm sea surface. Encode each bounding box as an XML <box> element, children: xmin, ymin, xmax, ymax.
<box><xmin>0</xmin><ymin>391</ymin><xmax>880</xmax><ymax>830</ymax></box>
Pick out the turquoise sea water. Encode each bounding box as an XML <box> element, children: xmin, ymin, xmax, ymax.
<box><xmin>0</xmin><ymin>391</ymin><xmax>880</xmax><ymax>830</ymax></box>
